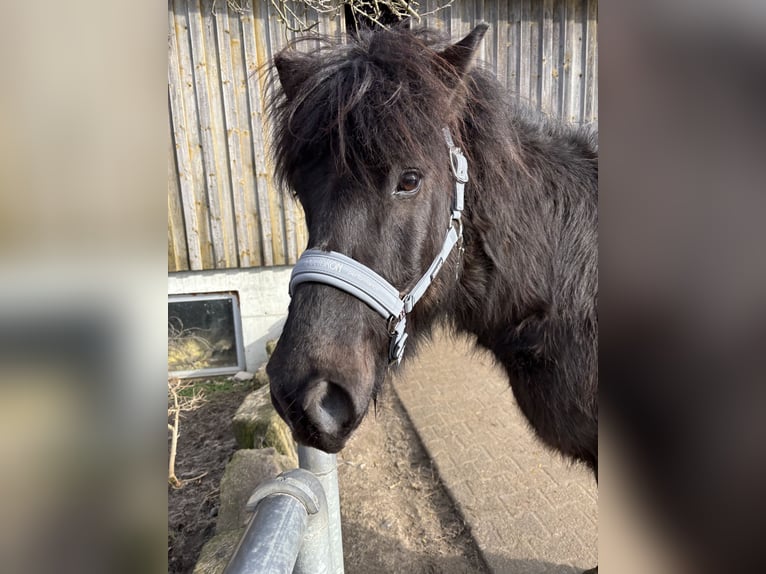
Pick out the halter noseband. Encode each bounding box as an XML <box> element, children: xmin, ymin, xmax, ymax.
<box><xmin>289</xmin><ymin>128</ymin><xmax>468</xmax><ymax>365</ymax></box>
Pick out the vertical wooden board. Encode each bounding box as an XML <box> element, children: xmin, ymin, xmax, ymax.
<box><xmin>170</xmin><ymin>0</ymin><xmax>196</xmax><ymax>269</ymax></box>
<box><xmin>256</xmin><ymin>0</ymin><xmax>276</xmax><ymax>97</ymax></box>
<box><xmin>289</xmin><ymin>5</ymin><xmax>330</xmax><ymax>261</ymax></box>
<box><xmin>529</xmin><ymin>0</ymin><xmax>541</xmax><ymax>110</ymax></box>
<box><xmin>484</xmin><ymin>0</ymin><xmax>498</xmax><ymax>75</ymax></box>
<box><xmin>253</xmin><ymin>2</ymin><xmax>286</xmax><ymax>258</ymax></box>
<box><xmin>541</xmin><ymin>0</ymin><xmax>554</xmax><ymax>116</ymax></box>
<box><xmin>297</xmin><ymin>6</ymin><xmax>339</xmax><ymax>260</ymax></box>
<box><xmin>169</xmin><ymin>1</ymin><xmax>206</xmax><ymax>270</ymax></box>
<box><xmin>262</xmin><ymin>0</ymin><xmax>307</xmax><ymax>264</ymax></box>
<box><xmin>176</xmin><ymin>1</ymin><xmax>215</xmax><ymax>269</ymax></box>
<box><xmin>418</xmin><ymin>0</ymin><xmax>430</xmax><ymax>31</ymax></box>
<box><xmin>179</xmin><ymin>1</ymin><xmax>216</xmax><ymax>269</ymax></box>
<box><xmin>507</xmin><ymin>0</ymin><xmax>520</xmax><ymax>99</ymax></box>
<box><xmin>212</xmin><ymin>0</ymin><xmax>252</xmax><ymax>267</ymax></box>
<box><xmin>561</xmin><ymin>0</ymin><xmax>578</xmax><ymax>122</ymax></box>
<box><xmin>472</xmin><ymin>0</ymin><xmax>488</xmax><ymax>65</ymax></box>
<box><xmin>255</xmin><ymin>1</ymin><xmax>283</xmax><ymax>177</ymax></box>
<box><xmin>460</xmin><ymin>0</ymin><xmax>473</xmax><ymax>42</ymax></box>
<box><xmin>317</xmin><ymin>4</ymin><xmax>342</xmax><ymax>40</ymax></box>
<box><xmin>168</xmin><ymin>110</ymin><xmax>190</xmax><ymax>272</ymax></box>
<box><xmin>283</xmin><ymin>5</ymin><xmax>310</xmax><ymax>260</ymax></box>
<box><xmin>495</xmin><ymin>0</ymin><xmax>509</xmax><ymax>87</ymax></box>
<box><xmin>288</xmin><ymin>0</ymin><xmax>308</xmax><ymax>43</ymax></box>
<box><xmin>584</xmin><ymin>0</ymin><xmax>598</xmax><ymax>122</ymax></box>
<box><xmin>267</xmin><ymin>2</ymin><xmax>294</xmax><ymax>78</ymax></box>
<box><xmin>169</xmin><ymin>24</ymin><xmax>197</xmax><ymax>271</ymax></box>
<box><xmin>187</xmin><ymin>0</ymin><xmax>230</xmax><ymax>268</ymax></box>
<box><xmin>229</xmin><ymin>5</ymin><xmax>265</xmax><ymax>266</ymax></box>
<box><xmin>168</xmin><ymin>194</ymin><xmax>182</xmax><ymax>272</ymax></box>
<box><xmin>592</xmin><ymin>21</ymin><xmax>598</xmax><ymax>124</ymax></box>
<box><xmin>251</xmin><ymin>2</ymin><xmax>283</xmax><ymax>265</ymax></box>
<box><xmin>440</xmin><ymin>0</ymin><xmax>452</xmax><ymax>38</ymax></box>
<box><xmin>265</xmin><ymin>0</ymin><xmax>287</xmax><ymax>48</ymax></box>
<box><xmin>518</xmin><ymin>0</ymin><xmax>531</xmax><ymax>106</ymax></box>
<box><xmin>451</xmin><ymin>0</ymin><xmax>463</xmax><ymax>42</ymax></box>
<box><xmin>201</xmin><ymin>0</ymin><xmax>240</xmax><ymax>268</ymax></box>
<box><xmin>213</xmin><ymin>0</ymin><xmax>260</xmax><ymax>267</ymax></box>
<box><xmin>168</xmin><ymin>224</ymin><xmax>179</xmax><ymax>272</ymax></box>
<box><xmin>242</xmin><ymin>10</ymin><xmax>284</xmax><ymax>266</ymax></box>
<box><xmin>420</xmin><ymin>0</ymin><xmax>438</xmax><ymax>31</ymax></box>
<box><xmin>552</xmin><ymin>0</ymin><xmax>565</xmax><ymax>118</ymax></box>
<box><xmin>297</xmin><ymin>0</ymin><xmax>315</xmax><ymax>38</ymax></box>
<box><xmin>218</xmin><ymin>4</ymin><xmax>255</xmax><ymax>267</ymax></box>
<box><xmin>569</xmin><ymin>0</ymin><xmax>585</xmax><ymax>124</ymax></box>
<box><xmin>236</xmin><ymin>7</ymin><xmax>272</xmax><ymax>267</ymax></box>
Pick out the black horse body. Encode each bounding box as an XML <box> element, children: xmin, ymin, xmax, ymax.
<box><xmin>267</xmin><ymin>25</ymin><xmax>598</xmax><ymax>477</ymax></box>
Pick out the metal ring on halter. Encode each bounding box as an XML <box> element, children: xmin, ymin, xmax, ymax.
<box><xmin>455</xmin><ymin>217</ymin><xmax>463</xmax><ymax>241</ymax></box>
<box><xmin>387</xmin><ymin>312</ymin><xmax>404</xmax><ymax>336</ymax></box>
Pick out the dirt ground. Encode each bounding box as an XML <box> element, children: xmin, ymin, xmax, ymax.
<box><xmin>168</xmin><ymin>381</ymin><xmax>251</xmax><ymax>574</ymax></box>
<box><xmin>338</xmin><ymin>386</ymin><xmax>487</xmax><ymax>573</ymax></box>
<box><xmin>168</xmin><ymin>380</ymin><xmax>487</xmax><ymax>574</ymax></box>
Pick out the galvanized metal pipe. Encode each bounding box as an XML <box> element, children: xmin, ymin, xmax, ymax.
<box><xmin>297</xmin><ymin>446</ymin><xmax>344</xmax><ymax>574</ymax></box>
<box><xmin>223</xmin><ymin>468</ymin><xmax>327</xmax><ymax>574</ymax></box>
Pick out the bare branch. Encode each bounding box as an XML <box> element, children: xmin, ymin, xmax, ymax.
<box><xmin>168</xmin><ymin>378</ymin><xmax>207</xmax><ymax>488</ymax></box>
<box><xmin>260</xmin><ymin>0</ymin><xmax>455</xmax><ymax>35</ymax></box>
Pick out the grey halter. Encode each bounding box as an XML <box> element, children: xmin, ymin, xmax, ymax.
<box><xmin>289</xmin><ymin>128</ymin><xmax>468</xmax><ymax>365</ymax></box>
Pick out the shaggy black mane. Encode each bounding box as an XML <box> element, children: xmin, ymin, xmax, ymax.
<box><xmin>269</xmin><ymin>27</ymin><xmax>478</xmax><ymax>191</ymax></box>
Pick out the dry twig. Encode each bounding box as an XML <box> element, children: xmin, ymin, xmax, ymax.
<box><xmin>168</xmin><ymin>378</ymin><xmax>206</xmax><ymax>488</ymax></box>
<box><xmin>222</xmin><ymin>1</ymin><xmax>457</xmax><ymax>34</ymax></box>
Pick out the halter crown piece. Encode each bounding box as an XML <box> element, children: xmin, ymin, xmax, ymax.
<box><xmin>289</xmin><ymin>128</ymin><xmax>468</xmax><ymax>365</ymax></box>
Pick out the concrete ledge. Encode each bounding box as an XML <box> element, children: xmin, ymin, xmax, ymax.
<box><xmin>231</xmin><ymin>385</ymin><xmax>298</xmax><ymax>465</ymax></box>
<box><xmin>193</xmin><ymin>528</ymin><xmax>245</xmax><ymax>574</ymax></box>
<box><xmin>216</xmin><ymin>448</ymin><xmax>295</xmax><ymax>534</ymax></box>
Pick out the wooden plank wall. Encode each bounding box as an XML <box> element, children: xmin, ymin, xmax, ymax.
<box><xmin>419</xmin><ymin>0</ymin><xmax>598</xmax><ymax>123</ymax></box>
<box><xmin>168</xmin><ymin>0</ymin><xmax>598</xmax><ymax>272</ymax></box>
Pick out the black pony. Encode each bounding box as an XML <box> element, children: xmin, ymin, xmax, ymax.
<box><xmin>266</xmin><ymin>22</ymin><xmax>598</xmax><ymax>563</ymax></box>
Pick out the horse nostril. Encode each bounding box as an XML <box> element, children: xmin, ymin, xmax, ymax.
<box><xmin>303</xmin><ymin>380</ymin><xmax>355</xmax><ymax>437</ymax></box>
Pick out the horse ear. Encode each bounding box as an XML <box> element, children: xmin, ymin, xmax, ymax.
<box><xmin>274</xmin><ymin>52</ymin><xmax>313</xmax><ymax>101</ymax></box>
<box><xmin>437</xmin><ymin>23</ymin><xmax>489</xmax><ymax>79</ymax></box>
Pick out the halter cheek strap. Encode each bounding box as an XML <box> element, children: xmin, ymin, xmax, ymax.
<box><xmin>289</xmin><ymin>128</ymin><xmax>468</xmax><ymax>365</ymax></box>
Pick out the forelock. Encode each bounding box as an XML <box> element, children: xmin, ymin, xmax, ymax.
<box><xmin>269</xmin><ymin>27</ymin><xmax>462</xmax><ymax>192</ymax></box>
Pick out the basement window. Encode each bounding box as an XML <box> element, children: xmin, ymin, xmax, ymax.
<box><xmin>168</xmin><ymin>292</ymin><xmax>245</xmax><ymax>378</ymax></box>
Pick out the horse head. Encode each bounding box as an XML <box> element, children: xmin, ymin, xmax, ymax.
<box><xmin>266</xmin><ymin>25</ymin><xmax>488</xmax><ymax>452</ymax></box>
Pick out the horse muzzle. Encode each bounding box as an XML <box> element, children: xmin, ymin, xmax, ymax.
<box><xmin>267</xmin><ymin>356</ymin><xmax>372</xmax><ymax>453</ymax></box>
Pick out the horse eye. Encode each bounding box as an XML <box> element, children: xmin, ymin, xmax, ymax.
<box><xmin>395</xmin><ymin>170</ymin><xmax>422</xmax><ymax>196</ymax></box>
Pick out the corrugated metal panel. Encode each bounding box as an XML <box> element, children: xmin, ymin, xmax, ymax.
<box><xmin>168</xmin><ymin>0</ymin><xmax>598</xmax><ymax>271</ymax></box>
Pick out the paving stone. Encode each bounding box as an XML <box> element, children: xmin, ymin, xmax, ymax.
<box><xmin>394</xmin><ymin>332</ymin><xmax>598</xmax><ymax>573</ymax></box>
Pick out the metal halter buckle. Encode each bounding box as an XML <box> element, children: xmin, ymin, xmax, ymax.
<box><xmin>449</xmin><ymin>146</ymin><xmax>469</xmax><ymax>184</ymax></box>
<box><xmin>387</xmin><ymin>312</ymin><xmax>407</xmax><ymax>366</ymax></box>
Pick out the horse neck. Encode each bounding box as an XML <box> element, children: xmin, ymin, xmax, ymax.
<box><xmin>451</xmin><ymin>102</ymin><xmax>598</xmax><ymax>338</ymax></box>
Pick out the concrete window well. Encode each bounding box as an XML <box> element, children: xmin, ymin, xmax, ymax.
<box><xmin>168</xmin><ymin>292</ymin><xmax>245</xmax><ymax>378</ymax></box>
<box><xmin>168</xmin><ymin>267</ymin><xmax>294</xmax><ymax>373</ymax></box>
